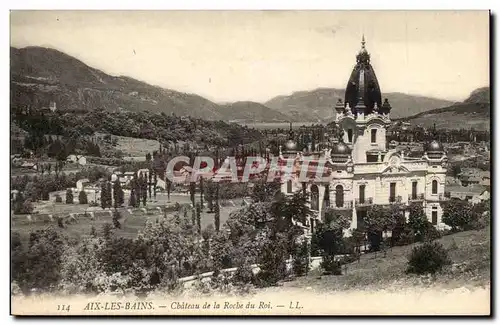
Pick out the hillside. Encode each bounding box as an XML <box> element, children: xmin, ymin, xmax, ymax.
<box><xmin>283</xmin><ymin>227</ymin><xmax>490</xmax><ymax>292</ymax></box>
<box><xmin>265</xmin><ymin>88</ymin><xmax>455</xmax><ymax>121</ymax></box>
<box><xmin>402</xmin><ymin>87</ymin><xmax>490</xmax><ymax>130</ymax></box>
<box><xmin>10</xmin><ymin>46</ymin><xmax>291</xmax><ymax>122</ymax></box>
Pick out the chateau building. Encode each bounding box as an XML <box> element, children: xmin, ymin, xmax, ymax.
<box><xmin>279</xmin><ymin>36</ymin><xmax>449</xmax><ymax>234</ymax></box>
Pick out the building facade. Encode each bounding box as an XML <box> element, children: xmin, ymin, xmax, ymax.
<box><xmin>279</xmin><ymin>37</ymin><xmax>449</xmax><ymax>234</ymax></box>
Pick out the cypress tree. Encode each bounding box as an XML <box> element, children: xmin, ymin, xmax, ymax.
<box><xmin>214</xmin><ymin>203</ymin><xmax>220</xmax><ymax>232</ymax></box>
<box><xmin>100</xmin><ymin>182</ymin><xmax>107</xmax><ymax>209</ymax></box>
<box><xmin>196</xmin><ymin>203</ymin><xmax>202</xmax><ymax>234</ymax></box>
<box><xmin>106</xmin><ymin>181</ymin><xmax>112</xmax><ymax>208</ymax></box>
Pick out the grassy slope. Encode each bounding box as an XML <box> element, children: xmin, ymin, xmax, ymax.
<box><xmin>283</xmin><ymin>227</ymin><xmax>490</xmax><ymax>292</ymax></box>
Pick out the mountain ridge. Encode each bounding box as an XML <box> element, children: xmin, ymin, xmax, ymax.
<box><xmin>11</xmin><ymin>46</ymin><xmax>482</xmax><ymax>125</ymax></box>
<box><xmin>400</xmin><ymin>87</ymin><xmax>490</xmax><ymax>130</ymax></box>
<box><xmin>264</xmin><ymin>87</ymin><xmax>456</xmax><ymax>120</ymax></box>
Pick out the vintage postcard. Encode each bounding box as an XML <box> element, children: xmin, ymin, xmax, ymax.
<box><xmin>10</xmin><ymin>10</ymin><xmax>491</xmax><ymax>316</ymax></box>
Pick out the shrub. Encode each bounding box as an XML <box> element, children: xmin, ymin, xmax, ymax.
<box><xmin>55</xmin><ymin>194</ymin><xmax>62</xmax><ymax>203</ymax></box>
<box><xmin>65</xmin><ymin>189</ymin><xmax>74</xmax><ymax>204</ymax></box>
<box><xmin>292</xmin><ymin>239</ymin><xmax>310</xmax><ymax>277</ymax></box>
<box><xmin>423</xmin><ymin>223</ymin><xmax>442</xmax><ymax>242</ymax></box>
<box><xmin>310</xmin><ymin>232</ymin><xmax>322</xmax><ymax>256</ymax></box>
<box><xmin>78</xmin><ymin>190</ymin><xmax>88</xmax><ymax>204</ymax></box>
<box><xmin>321</xmin><ymin>254</ymin><xmax>342</xmax><ymax>275</ymax></box>
<box><xmin>406</xmin><ymin>241</ymin><xmax>451</xmax><ymax>275</ymax></box>
<box><xmin>232</xmin><ymin>261</ymin><xmax>255</xmax><ymax>285</ymax></box>
<box><xmin>394</xmin><ymin>225</ymin><xmax>415</xmax><ymax>246</ymax></box>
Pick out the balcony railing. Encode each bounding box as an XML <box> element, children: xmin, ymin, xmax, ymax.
<box><xmin>389</xmin><ymin>195</ymin><xmax>403</xmax><ymax>204</ymax></box>
<box><xmin>331</xmin><ymin>201</ymin><xmax>353</xmax><ymax>210</ymax></box>
<box><xmin>355</xmin><ymin>197</ymin><xmax>373</xmax><ymax>206</ymax></box>
<box><xmin>427</xmin><ymin>194</ymin><xmax>448</xmax><ymax>201</ymax></box>
<box><xmin>408</xmin><ymin>193</ymin><xmax>425</xmax><ymax>201</ymax></box>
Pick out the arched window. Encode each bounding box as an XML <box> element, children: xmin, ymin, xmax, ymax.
<box><xmin>335</xmin><ymin>185</ymin><xmax>344</xmax><ymax>208</ymax></box>
<box><xmin>310</xmin><ymin>185</ymin><xmax>319</xmax><ymax>211</ymax></box>
<box><xmin>287</xmin><ymin>179</ymin><xmax>293</xmax><ymax>193</ymax></box>
<box><xmin>432</xmin><ymin>180</ymin><xmax>438</xmax><ymax>194</ymax></box>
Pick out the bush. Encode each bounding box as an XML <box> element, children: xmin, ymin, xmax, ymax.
<box><xmin>321</xmin><ymin>254</ymin><xmax>342</xmax><ymax>275</ymax></box>
<box><xmin>78</xmin><ymin>190</ymin><xmax>88</xmax><ymax>204</ymax></box>
<box><xmin>232</xmin><ymin>261</ymin><xmax>255</xmax><ymax>285</ymax></box>
<box><xmin>55</xmin><ymin>194</ymin><xmax>63</xmax><ymax>203</ymax></box>
<box><xmin>394</xmin><ymin>226</ymin><xmax>415</xmax><ymax>246</ymax></box>
<box><xmin>65</xmin><ymin>189</ymin><xmax>74</xmax><ymax>204</ymax></box>
<box><xmin>406</xmin><ymin>241</ymin><xmax>451</xmax><ymax>275</ymax></box>
<box><xmin>423</xmin><ymin>223</ymin><xmax>442</xmax><ymax>242</ymax></box>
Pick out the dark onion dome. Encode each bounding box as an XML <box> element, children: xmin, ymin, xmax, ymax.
<box><xmin>344</xmin><ymin>36</ymin><xmax>384</xmax><ymax>115</ymax></box>
<box><xmin>331</xmin><ymin>141</ymin><xmax>352</xmax><ymax>155</ymax></box>
<box><xmin>284</xmin><ymin>139</ymin><xmax>298</xmax><ymax>152</ymax></box>
<box><xmin>426</xmin><ymin>140</ymin><xmax>444</xmax><ymax>152</ymax></box>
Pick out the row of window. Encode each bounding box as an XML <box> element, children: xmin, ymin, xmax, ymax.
<box><xmin>286</xmin><ymin>180</ymin><xmax>439</xmax><ymax>207</ymax></box>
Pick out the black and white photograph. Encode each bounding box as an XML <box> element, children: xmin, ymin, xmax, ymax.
<box><xmin>9</xmin><ymin>10</ymin><xmax>491</xmax><ymax>315</ymax></box>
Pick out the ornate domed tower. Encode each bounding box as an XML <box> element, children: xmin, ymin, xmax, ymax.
<box><xmin>344</xmin><ymin>35</ymin><xmax>383</xmax><ymax>116</ymax></box>
<box><xmin>335</xmin><ymin>36</ymin><xmax>392</xmax><ymax>163</ymax></box>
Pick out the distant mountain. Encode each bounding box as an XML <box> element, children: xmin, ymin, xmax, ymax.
<box><xmin>264</xmin><ymin>88</ymin><xmax>455</xmax><ymax>121</ymax></box>
<box><xmin>218</xmin><ymin>101</ymin><xmax>296</xmax><ymax>122</ymax></box>
<box><xmin>401</xmin><ymin>87</ymin><xmax>490</xmax><ymax>130</ymax></box>
<box><xmin>10</xmin><ymin>46</ymin><xmax>293</xmax><ymax>122</ymax></box>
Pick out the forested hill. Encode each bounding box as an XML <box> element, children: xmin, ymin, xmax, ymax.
<box><xmin>13</xmin><ymin>109</ymin><xmax>264</xmax><ymax>151</ymax></box>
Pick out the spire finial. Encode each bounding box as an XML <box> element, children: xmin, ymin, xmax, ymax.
<box><xmin>361</xmin><ymin>34</ymin><xmax>366</xmax><ymax>49</ymax></box>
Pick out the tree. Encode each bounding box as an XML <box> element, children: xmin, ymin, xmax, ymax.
<box><xmin>153</xmin><ymin>172</ymin><xmax>157</xmax><ymax>199</ymax></box>
<box><xmin>270</xmin><ymin>191</ymin><xmax>312</xmax><ymax>233</ymax></box>
<box><xmin>292</xmin><ymin>238</ymin><xmax>310</xmax><ymax>277</ymax></box>
<box><xmin>205</xmin><ymin>180</ymin><xmax>215</xmax><ymax>212</ymax></box>
<box><xmin>450</xmin><ymin>164</ymin><xmax>462</xmax><ymax>178</ymax></box>
<box><xmin>106</xmin><ymin>182</ymin><xmax>113</xmax><ymax>208</ymax></box>
<box><xmin>316</xmin><ymin>211</ymin><xmax>351</xmax><ymax>275</ymax></box>
<box><xmin>257</xmin><ymin>234</ymin><xmax>288</xmax><ymax>286</ymax></box>
<box><xmin>365</xmin><ymin>205</ymin><xmax>392</xmax><ymax>251</ymax></box>
<box><xmin>129</xmin><ymin>188</ymin><xmax>137</xmax><ymax>207</ymax></box>
<box><xmin>199</xmin><ymin>176</ymin><xmax>204</xmax><ymax>208</ymax></box>
<box><xmin>112</xmin><ymin>210</ymin><xmax>122</xmax><ymax>229</ymax></box>
<box><xmin>166</xmin><ymin>178</ymin><xmax>172</xmax><ymax>202</ymax></box>
<box><xmin>251</xmin><ymin>180</ymin><xmax>281</xmax><ymax>202</ymax></box>
<box><xmin>195</xmin><ymin>203</ymin><xmax>202</xmax><ymax>234</ymax></box>
<box><xmin>100</xmin><ymin>182</ymin><xmax>107</xmax><ymax>209</ymax></box>
<box><xmin>113</xmin><ymin>180</ymin><xmax>123</xmax><ymax>208</ymax></box>
<box><xmin>78</xmin><ymin>190</ymin><xmax>88</xmax><ymax>204</ymax></box>
<box><xmin>408</xmin><ymin>202</ymin><xmax>428</xmax><ymax>242</ymax></box>
<box><xmin>189</xmin><ymin>182</ymin><xmax>196</xmax><ymax>206</ymax></box>
<box><xmin>148</xmin><ymin>170</ymin><xmax>152</xmax><ymax>200</ymax></box>
<box><xmin>65</xmin><ymin>189</ymin><xmax>74</xmax><ymax>204</ymax></box>
<box><xmin>214</xmin><ymin>203</ymin><xmax>220</xmax><ymax>232</ymax></box>
<box><xmin>442</xmin><ymin>199</ymin><xmax>479</xmax><ymax>232</ymax></box>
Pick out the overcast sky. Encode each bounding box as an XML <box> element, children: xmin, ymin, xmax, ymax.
<box><xmin>10</xmin><ymin>10</ymin><xmax>489</xmax><ymax>103</ymax></box>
